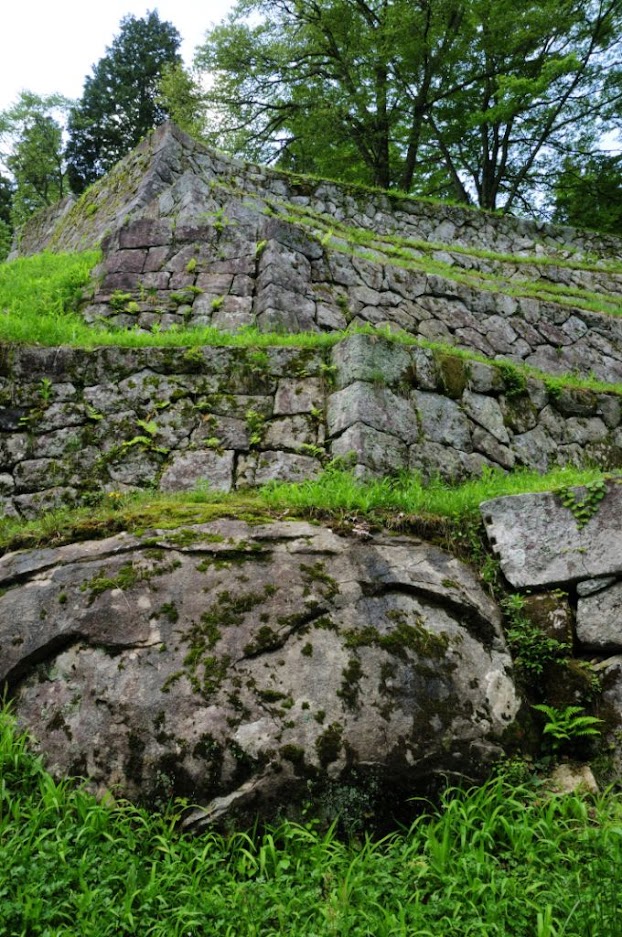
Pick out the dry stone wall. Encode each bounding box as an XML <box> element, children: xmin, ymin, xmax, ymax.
<box><xmin>482</xmin><ymin>480</ymin><xmax>622</xmax><ymax>775</ymax></box>
<box><xmin>3</xmin><ymin>335</ymin><xmax>622</xmax><ymax>518</ymax></box>
<box><xmin>14</xmin><ymin>123</ymin><xmax>622</xmax><ymax>384</ymax></box>
<box><xmin>0</xmin><ymin>345</ymin><xmax>328</xmax><ymax>518</ymax></box>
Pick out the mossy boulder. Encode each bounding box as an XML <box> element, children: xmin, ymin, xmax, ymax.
<box><xmin>0</xmin><ymin>518</ymin><xmax>518</xmax><ymax>827</ymax></box>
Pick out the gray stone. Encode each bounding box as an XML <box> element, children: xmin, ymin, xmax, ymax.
<box><xmin>13</xmin><ymin>486</ymin><xmax>80</xmax><ymax>519</ymax></box>
<box><xmin>481</xmin><ymin>479</ymin><xmax>622</xmax><ymax>588</ymax></box>
<box><xmin>328</xmin><ymin>382</ymin><xmax>419</xmax><ymax>445</ymax></box>
<box><xmin>512</xmin><ymin>425</ymin><xmax>556</xmax><ymax>471</ymax></box>
<box><xmin>263</xmin><ymin>415</ymin><xmax>316</xmax><ymax>450</ymax></box>
<box><xmin>1</xmin><ymin>520</ymin><xmax>518</xmax><ymax>824</ymax></box>
<box><xmin>159</xmin><ymin>450</ymin><xmax>234</xmax><ymax>493</ymax></box>
<box><xmin>331</xmin><ymin>422</ymin><xmax>408</xmax><ymax>475</ymax></box>
<box><xmin>412</xmin><ymin>391</ymin><xmax>472</xmax><ymax>451</ymax></box>
<box><xmin>237</xmin><ymin>451</ymin><xmax>322</xmax><ymax>487</ymax></box>
<box><xmin>598</xmin><ymin>395</ymin><xmax>622</xmax><ymax>429</ymax></box>
<box><xmin>577</xmin><ymin>576</ymin><xmax>617</xmax><ymax>597</ymax></box>
<box><xmin>331</xmin><ymin>334</ymin><xmax>412</xmax><ymax>389</ymax></box>
<box><xmin>462</xmin><ymin>390</ymin><xmax>509</xmax><ymax>444</ymax></box>
<box><xmin>274</xmin><ymin>378</ymin><xmax>324</xmax><ymax>415</ymax></box>
<box><xmin>409</xmin><ymin>441</ymin><xmax>464</xmax><ymax>482</ymax></box>
<box><xmin>565</xmin><ymin>416</ymin><xmax>608</xmax><ymax>445</ymax></box>
<box><xmin>471</xmin><ymin>427</ymin><xmax>515</xmax><ymax>470</ymax></box>
<box><xmin>467</xmin><ymin>361</ymin><xmax>504</xmax><ymax>395</ymax></box>
<box><xmin>577</xmin><ymin>581</ymin><xmax>622</xmax><ymax>650</ymax></box>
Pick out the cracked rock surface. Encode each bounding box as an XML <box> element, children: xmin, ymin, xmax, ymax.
<box><xmin>0</xmin><ymin>519</ymin><xmax>517</xmax><ymax>825</ymax></box>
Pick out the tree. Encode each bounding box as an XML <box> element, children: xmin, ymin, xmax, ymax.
<box><xmin>553</xmin><ymin>153</ymin><xmax>622</xmax><ymax>234</ymax></box>
<box><xmin>157</xmin><ymin>63</ymin><xmax>208</xmax><ymax>139</ymax></box>
<box><xmin>195</xmin><ymin>0</ymin><xmax>469</xmax><ymax>190</ymax></box>
<box><xmin>0</xmin><ymin>172</ymin><xmax>13</xmax><ymax>260</ymax></box>
<box><xmin>428</xmin><ymin>0</ymin><xmax>622</xmax><ymax>212</ymax></box>
<box><xmin>66</xmin><ymin>11</ymin><xmax>182</xmax><ymax>192</ymax></box>
<box><xmin>195</xmin><ymin>0</ymin><xmax>622</xmax><ymax>213</ymax></box>
<box><xmin>0</xmin><ymin>92</ymin><xmax>70</xmax><ymax>229</ymax></box>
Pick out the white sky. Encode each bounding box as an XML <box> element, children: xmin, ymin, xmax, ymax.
<box><xmin>0</xmin><ymin>1</ymin><xmax>236</xmax><ymax>113</ymax></box>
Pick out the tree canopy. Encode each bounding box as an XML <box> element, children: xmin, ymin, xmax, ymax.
<box><xmin>196</xmin><ymin>0</ymin><xmax>622</xmax><ymax>214</ymax></box>
<box><xmin>66</xmin><ymin>10</ymin><xmax>182</xmax><ymax>192</ymax></box>
<box><xmin>0</xmin><ymin>92</ymin><xmax>70</xmax><ymax>231</ymax></box>
<box><xmin>554</xmin><ymin>153</ymin><xmax>622</xmax><ymax>234</ymax></box>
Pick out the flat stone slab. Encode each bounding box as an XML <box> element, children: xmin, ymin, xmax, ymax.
<box><xmin>481</xmin><ymin>479</ymin><xmax>622</xmax><ymax>588</ymax></box>
<box><xmin>577</xmin><ymin>580</ymin><xmax>622</xmax><ymax>651</ymax></box>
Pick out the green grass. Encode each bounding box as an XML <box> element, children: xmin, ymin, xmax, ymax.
<box><xmin>0</xmin><ymin>251</ymin><xmax>101</xmax><ymax>344</ymax></box>
<box><xmin>1</xmin><ymin>705</ymin><xmax>622</xmax><ymax>936</ymax></box>
<box><xmin>4</xmin><ymin>252</ymin><xmax>622</xmax><ymax>402</ymax></box>
<box><xmin>260</xmin><ymin>464</ymin><xmax>607</xmax><ymax>518</ymax></box>
<box><xmin>0</xmin><ymin>464</ymin><xmax>607</xmax><ymax>557</ymax></box>
<box><xmin>266</xmin><ymin>198</ymin><xmax>622</xmax><ymax>318</ymax></box>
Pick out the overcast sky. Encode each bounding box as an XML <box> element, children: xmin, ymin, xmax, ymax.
<box><xmin>0</xmin><ymin>1</ymin><xmax>235</xmax><ymax>112</ymax></box>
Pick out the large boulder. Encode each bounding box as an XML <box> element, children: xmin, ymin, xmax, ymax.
<box><xmin>0</xmin><ymin>519</ymin><xmax>518</xmax><ymax>826</ymax></box>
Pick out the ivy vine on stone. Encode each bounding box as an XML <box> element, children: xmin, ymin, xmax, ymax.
<box><xmin>557</xmin><ymin>478</ymin><xmax>607</xmax><ymax>530</ymax></box>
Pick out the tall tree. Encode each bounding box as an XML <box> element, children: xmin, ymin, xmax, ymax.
<box><xmin>195</xmin><ymin>0</ymin><xmax>468</xmax><ymax>190</ymax></box>
<box><xmin>195</xmin><ymin>0</ymin><xmax>622</xmax><ymax>212</ymax></box>
<box><xmin>553</xmin><ymin>153</ymin><xmax>622</xmax><ymax>234</ymax></box>
<box><xmin>66</xmin><ymin>11</ymin><xmax>182</xmax><ymax>192</ymax></box>
<box><xmin>0</xmin><ymin>172</ymin><xmax>13</xmax><ymax>260</ymax></box>
<box><xmin>0</xmin><ymin>92</ymin><xmax>70</xmax><ymax>229</ymax></box>
<box><xmin>157</xmin><ymin>63</ymin><xmax>208</xmax><ymax>139</ymax></box>
<box><xmin>429</xmin><ymin>0</ymin><xmax>622</xmax><ymax>211</ymax></box>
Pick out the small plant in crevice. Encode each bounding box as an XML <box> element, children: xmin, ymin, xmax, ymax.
<box><xmin>37</xmin><ymin>377</ymin><xmax>54</xmax><ymax>406</ymax></box>
<box><xmin>245</xmin><ymin>408</ymin><xmax>266</xmax><ymax>447</ymax></box>
<box><xmin>532</xmin><ymin>703</ymin><xmax>602</xmax><ymax>754</ymax></box>
<box><xmin>502</xmin><ymin>593</ymin><xmax>570</xmax><ymax>681</ymax></box>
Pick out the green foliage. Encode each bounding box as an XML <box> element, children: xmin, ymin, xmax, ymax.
<box><xmin>0</xmin><ymin>172</ymin><xmax>13</xmax><ymax>260</ymax></box>
<box><xmin>0</xmin><ymin>91</ymin><xmax>71</xmax><ymax>227</ymax></box>
<box><xmin>502</xmin><ymin>594</ymin><xmax>570</xmax><ymax>678</ymax></box>
<box><xmin>554</xmin><ymin>154</ymin><xmax>622</xmax><ymax>236</ymax></box>
<box><xmin>196</xmin><ymin>0</ymin><xmax>622</xmax><ymax>212</ymax></box>
<box><xmin>558</xmin><ymin>477</ymin><xmax>608</xmax><ymax>530</ymax></box>
<box><xmin>157</xmin><ymin>62</ymin><xmax>207</xmax><ymax>138</ymax></box>
<box><xmin>66</xmin><ymin>12</ymin><xmax>182</xmax><ymax>192</ymax></box>
<box><xmin>0</xmin><ymin>250</ymin><xmax>100</xmax><ymax>343</ymax></box>
<box><xmin>532</xmin><ymin>704</ymin><xmax>603</xmax><ymax>752</ymax></box>
<box><xmin>2</xmin><ymin>707</ymin><xmax>622</xmax><ymax>935</ymax></box>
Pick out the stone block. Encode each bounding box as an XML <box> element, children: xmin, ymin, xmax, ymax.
<box><xmin>412</xmin><ymin>391</ymin><xmax>472</xmax><ymax>451</ymax></box>
<box><xmin>274</xmin><ymin>378</ymin><xmax>323</xmax><ymax>416</ymax></box>
<box><xmin>331</xmin><ymin>422</ymin><xmax>407</xmax><ymax>475</ymax></box>
<box><xmin>328</xmin><ymin>381</ymin><xmax>419</xmax><ymax>445</ymax></box>
<box><xmin>118</xmin><ymin>219</ymin><xmax>172</xmax><ymax>248</ymax></box>
<box><xmin>577</xmin><ymin>580</ymin><xmax>622</xmax><ymax>650</ymax></box>
<box><xmin>481</xmin><ymin>479</ymin><xmax>622</xmax><ymax>587</ymax></box>
<box><xmin>462</xmin><ymin>390</ymin><xmax>509</xmax><ymax>444</ymax></box>
<box><xmin>159</xmin><ymin>450</ymin><xmax>234</xmax><ymax>493</ymax></box>
<box><xmin>330</xmin><ymin>334</ymin><xmax>412</xmax><ymax>389</ymax></box>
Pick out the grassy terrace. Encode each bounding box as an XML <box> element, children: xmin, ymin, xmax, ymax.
<box><xmin>263</xmin><ymin>196</ymin><xmax>622</xmax><ymax>319</ymax></box>
<box><xmin>2</xmin><ymin>251</ymin><xmax>622</xmax><ymax>401</ymax></box>
<box><xmin>0</xmin><ymin>464</ymin><xmax>608</xmax><ymax>558</ymax></box>
<box><xmin>2</xmin><ymin>706</ymin><xmax>622</xmax><ymax>937</ymax></box>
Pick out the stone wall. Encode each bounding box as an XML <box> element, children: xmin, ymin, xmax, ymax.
<box><xmin>482</xmin><ymin>480</ymin><xmax>622</xmax><ymax>774</ymax></box>
<box><xmin>3</xmin><ymin>335</ymin><xmax>622</xmax><ymax>518</ymax></box>
<box><xmin>0</xmin><ymin>344</ymin><xmax>328</xmax><ymax>518</ymax></box>
<box><xmin>13</xmin><ymin>123</ymin><xmax>622</xmax><ymax>386</ymax></box>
